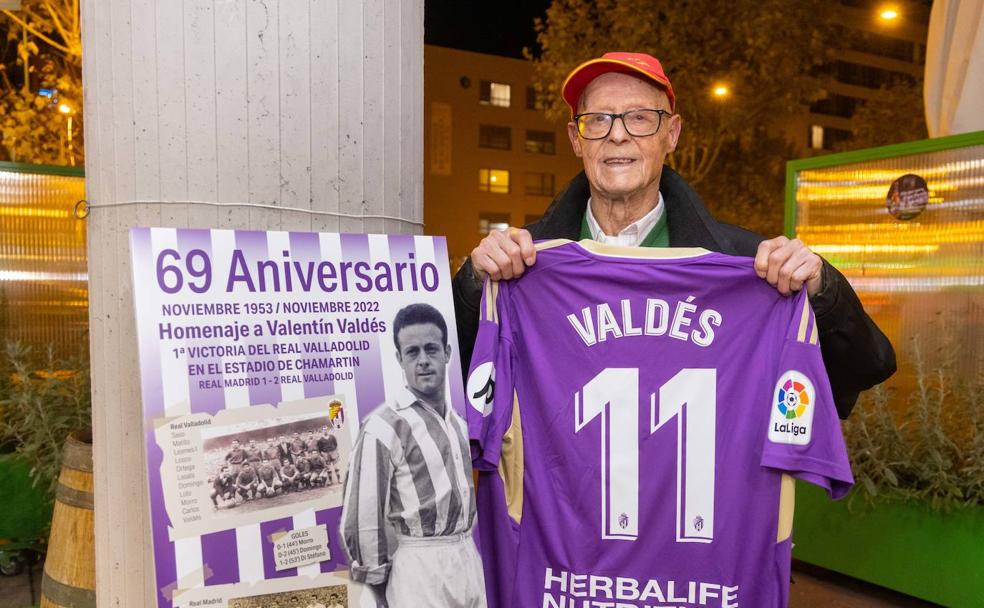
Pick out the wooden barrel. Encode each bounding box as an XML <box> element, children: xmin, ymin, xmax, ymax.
<box><xmin>41</xmin><ymin>430</ymin><xmax>95</xmax><ymax>608</ymax></box>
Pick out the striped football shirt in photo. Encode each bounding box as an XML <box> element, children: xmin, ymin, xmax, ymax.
<box><xmin>341</xmin><ymin>388</ymin><xmax>475</xmax><ymax>584</ymax></box>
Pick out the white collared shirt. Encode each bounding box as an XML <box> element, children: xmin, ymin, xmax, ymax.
<box><xmin>586</xmin><ymin>193</ymin><xmax>665</xmax><ymax>247</ymax></box>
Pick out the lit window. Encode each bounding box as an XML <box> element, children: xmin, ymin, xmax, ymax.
<box><xmin>525</xmin><ymin>130</ymin><xmax>556</xmax><ymax>155</ymax></box>
<box><xmin>480</xmin><ymin>80</ymin><xmax>511</xmax><ymax>107</ymax></box>
<box><xmin>479</xmin><ymin>125</ymin><xmax>511</xmax><ymax>150</ymax></box>
<box><xmin>479</xmin><ymin>169</ymin><xmax>510</xmax><ymax>194</ymax></box>
<box><xmin>525</xmin><ymin>172</ymin><xmax>555</xmax><ymax>197</ymax></box>
<box><xmin>810</xmin><ymin>125</ymin><xmax>824</xmax><ymax>150</ymax></box>
<box><xmin>479</xmin><ymin>212</ymin><xmax>511</xmax><ymax>235</ymax></box>
<box><xmin>809</xmin><ymin>124</ymin><xmax>851</xmax><ymax>151</ymax></box>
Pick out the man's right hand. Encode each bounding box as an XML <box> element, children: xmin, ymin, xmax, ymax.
<box><xmin>469</xmin><ymin>226</ymin><xmax>536</xmax><ymax>283</ymax></box>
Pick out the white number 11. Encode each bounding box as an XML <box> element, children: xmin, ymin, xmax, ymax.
<box><xmin>574</xmin><ymin>368</ymin><xmax>716</xmax><ymax>543</ymax></box>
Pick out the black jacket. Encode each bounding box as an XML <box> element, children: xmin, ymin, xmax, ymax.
<box><xmin>452</xmin><ymin>167</ymin><xmax>896</xmax><ymax>419</ymax></box>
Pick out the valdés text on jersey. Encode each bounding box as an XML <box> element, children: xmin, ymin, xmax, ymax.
<box><xmin>566</xmin><ymin>296</ymin><xmax>722</xmax><ymax>348</ymax></box>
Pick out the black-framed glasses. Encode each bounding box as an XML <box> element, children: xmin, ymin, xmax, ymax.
<box><xmin>574</xmin><ymin>109</ymin><xmax>673</xmax><ymax>140</ymax></box>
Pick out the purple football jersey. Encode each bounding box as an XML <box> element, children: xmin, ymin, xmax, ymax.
<box><xmin>466</xmin><ymin>240</ymin><xmax>853</xmax><ymax>608</ymax></box>
<box><xmin>475</xmin><ymin>469</ymin><xmax>520</xmax><ymax>608</ymax></box>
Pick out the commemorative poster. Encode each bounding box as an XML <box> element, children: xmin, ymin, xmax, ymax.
<box><xmin>129</xmin><ymin>228</ymin><xmax>469</xmax><ymax>608</ymax></box>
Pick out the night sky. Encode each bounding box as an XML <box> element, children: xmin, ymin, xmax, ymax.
<box><xmin>425</xmin><ymin>0</ymin><xmax>552</xmax><ymax>58</ymax></box>
<box><xmin>425</xmin><ymin>0</ymin><xmax>938</xmax><ymax>58</ymax></box>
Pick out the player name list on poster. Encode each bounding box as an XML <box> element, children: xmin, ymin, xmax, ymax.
<box><xmin>167</xmin><ymin>417</ymin><xmax>212</xmax><ymax>523</ymax></box>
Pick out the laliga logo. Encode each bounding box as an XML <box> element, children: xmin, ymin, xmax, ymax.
<box><xmin>467</xmin><ymin>362</ymin><xmax>496</xmax><ymax>417</ymax></box>
<box><xmin>777</xmin><ymin>377</ymin><xmax>810</xmax><ymax>420</ymax></box>
<box><xmin>769</xmin><ymin>370</ymin><xmax>815</xmax><ymax>445</ymax></box>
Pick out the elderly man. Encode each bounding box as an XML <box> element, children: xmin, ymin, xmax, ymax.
<box><xmin>453</xmin><ymin>52</ymin><xmax>895</xmax><ymax>418</ymax></box>
<box><xmin>341</xmin><ymin>303</ymin><xmax>484</xmax><ymax>607</ymax></box>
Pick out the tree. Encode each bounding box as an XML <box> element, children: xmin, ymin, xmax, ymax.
<box><xmin>833</xmin><ymin>76</ymin><xmax>928</xmax><ymax>152</ymax></box>
<box><xmin>0</xmin><ymin>0</ymin><xmax>82</xmax><ymax>165</ymax></box>
<box><xmin>697</xmin><ymin>127</ymin><xmax>793</xmax><ymax>238</ymax></box>
<box><xmin>527</xmin><ymin>0</ymin><xmax>840</xmax><ymax>234</ymax></box>
<box><xmin>529</xmin><ymin>0</ymin><xmax>837</xmax><ymax>186</ymax></box>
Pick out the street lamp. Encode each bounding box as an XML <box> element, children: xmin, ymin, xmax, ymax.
<box><xmin>58</xmin><ymin>104</ymin><xmax>75</xmax><ymax>166</ymax></box>
<box><xmin>878</xmin><ymin>6</ymin><xmax>900</xmax><ymax>21</ymax></box>
<box><xmin>712</xmin><ymin>84</ymin><xmax>730</xmax><ymax>99</ymax></box>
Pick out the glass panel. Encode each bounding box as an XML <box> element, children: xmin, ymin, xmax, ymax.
<box><xmin>832</xmin><ymin>60</ymin><xmax>916</xmax><ymax>89</ymax></box>
<box><xmin>480</xmin><ymin>81</ymin><xmax>511</xmax><ymax>108</ymax></box>
<box><xmin>793</xmin><ymin>144</ymin><xmax>984</xmax><ymax>393</ymax></box>
<box><xmin>810</xmin><ymin>94</ymin><xmax>859</xmax><ymax>119</ymax></box>
<box><xmin>479</xmin><ymin>125</ymin><xmax>511</xmax><ymax>150</ymax></box>
<box><xmin>488</xmin><ymin>169</ymin><xmax>509</xmax><ymax>193</ymax></box>
<box><xmin>525</xmin><ymin>130</ymin><xmax>556</xmax><ymax>155</ymax></box>
<box><xmin>810</xmin><ymin>125</ymin><xmax>825</xmax><ymax>150</ymax></box>
<box><xmin>479</xmin><ymin>169</ymin><xmax>510</xmax><ymax>194</ymax></box>
<box><xmin>0</xmin><ymin>168</ymin><xmax>88</xmax><ymax>357</ymax></box>
<box><xmin>525</xmin><ymin>172</ymin><xmax>555</xmax><ymax>196</ymax></box>
<box><xmin>479</xmin><ymin>212</ymin><xmax>511</xmax><ymax>235</ymax></box>
<box><xmin>489</xmin><ymin>83</ymin><xmax>510</xmax><ymax>108</ymax></box>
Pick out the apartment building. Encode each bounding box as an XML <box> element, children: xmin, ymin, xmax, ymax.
<box><xmin>791</xmin><ymin>0</ymin><xmax>931</xmax><ymax>154</ymax></box>
<box><xmin>423</xmin><ymin>45</ymin><xmax>584</xmax><ymax>265</ymax></box>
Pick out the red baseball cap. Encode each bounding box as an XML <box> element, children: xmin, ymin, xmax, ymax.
<box><xmin>562</xmin><ymin>52</ymin><xmax>676</xmax><ymax>116</ymax></box>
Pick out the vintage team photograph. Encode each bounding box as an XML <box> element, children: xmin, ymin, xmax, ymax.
<box><xmin>227</xmin><ymin>584</ymin><xmax>348</xmax><ymax>608</ymax></box>
<box><xmin>201</xmin><ymin>399</ymin><xmax>350</xmax><ymax>517</ymax></box>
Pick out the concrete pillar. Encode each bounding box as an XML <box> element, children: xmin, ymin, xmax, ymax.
<box><xmin>79</xmin><ymin>1</ymin><xmax>423</xmax><ymax>604</ymax></box>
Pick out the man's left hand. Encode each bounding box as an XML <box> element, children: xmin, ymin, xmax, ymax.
<box><xmin>754</xmin><ymin>236</ymin><xmax>823</xmax><ymax>297</ymax></box>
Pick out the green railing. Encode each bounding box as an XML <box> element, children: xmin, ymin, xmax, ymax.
<box><xmin>0</xmin><ymin>160</ymin><xmax>85</xmax><ymax>178</ymax></box>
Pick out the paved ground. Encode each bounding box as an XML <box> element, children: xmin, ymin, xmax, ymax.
<box><xmin>0</xmin><ymin>558</ymin><xmax>941</xmax><ymax>608</ymax></box>
<box><xmin>0</xmin><ymin>557</ymin><xmax>36</xmax><ymax>608</ymax></box>
<box><xmin>789</xmin><ymin>561</ymin><xmax>940</xmax><ymax>607</ymax></box>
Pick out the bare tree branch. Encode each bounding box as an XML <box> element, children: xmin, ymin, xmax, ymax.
<box><xmin>0</xmin><ymin>68</ymin><xmax>13</xmax><ymax>93</ymax></box>
<box><xmin>1</xmin><ymin>10</ymin><xmax>72</xmax><ymax>56</ymax></box>
<box><xmin>41</xmin><ymin>2</ymin><xmax>72</xmax><ymax>53</ymax></box>
<box><xmin>72</xmin><ymin>0</ymin><xmax>80</xmax><ymax>42</ymax></box>
<box><xmin>695</xmin><ymin>136</ymin><xmax>725</xmax><ymax>184</ymax></box>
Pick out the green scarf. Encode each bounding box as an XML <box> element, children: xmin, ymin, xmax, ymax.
<box><xmin>579</xmin><ymin>204</ymin><xmax>669</xmax><ymax>247</ymax></box>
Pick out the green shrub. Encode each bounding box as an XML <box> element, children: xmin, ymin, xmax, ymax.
<box><xmin>843</xmin><ymin>335</ymin><xmax>983</xmax><ymax>511</ymax></box>
<box><xmin>0</xmin><ymin>342</ymin><xmax>91</xmax><ymax>499</ymax></box>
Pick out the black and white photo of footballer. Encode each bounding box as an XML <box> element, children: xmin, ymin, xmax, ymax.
<box><xmin>203</xmin><ymin>409</ymin><xmax>348</xmax><ymax>516</ymax></box>
<box><xmin>341</xmin><ymin>303</ymin><xmax>485</xmax><ymax>607</ymax></box>
<box><xmin>227</xmin><ymin>583</ymin><xmax>347</xmax><ymax>608</ymax></box>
